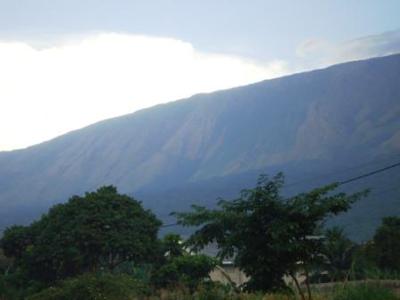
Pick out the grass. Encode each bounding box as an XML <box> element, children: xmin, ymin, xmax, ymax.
<box><xmin>145</xmin><ymin>281</ymin><xmax>400</xmax><ymax>300</ymax></box>
<box><xmin>2</xmin><ymin>273</ymin><xmax>400</xmax><ymax>300</ymax></box>
<box><xmin>332</xmin><ymin>282</ymin><xmax>398</xmax><ymax>300</ymax></box>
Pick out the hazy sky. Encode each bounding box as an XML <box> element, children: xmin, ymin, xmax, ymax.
<box><xmin>1</xmin><ymin>0</ymin><xmax>400</xmax><ymax>151</ymax></box>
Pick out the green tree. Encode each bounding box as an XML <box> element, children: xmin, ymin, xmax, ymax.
<box><xmin>0</xmin><ymin>249</ymin><xmax>12</xmax><ymax>275</ymax></box>
<box><xmin>153</xmin><ymin>254</ymin><xmax>217</xmax><ymax>291</ymax></box>
<box><xmin>161</xmin><ymin>234</ymin><xmax>185</xmax><ymax>258</ymax></box>
<box><xmin>152</xmin><ymin>234</ymin><xmax>217</xmax><ymax>292</ymax></box>
<box><xmin>1</xmin><ymin>186</ymin><xmax>161</xmax><ymax>283</ymax></box>
<box><xmin>321</xmin><ymin>227</ymin><xmax>357</xmax><ymax>282</ymax></box>
<box><xmin>174</xmin><ymin>173</ymin><xmax>366</xmax><ymax>298</ymax></box>
<box><xmin>1</xmin><ymin>225</ymin><xmax>35</xmax><ymax>260</ymax></box>
<box><xmin>373</xmin><ymin>216</ymin><xmax>400</xmax><ymax>272</ymax></box>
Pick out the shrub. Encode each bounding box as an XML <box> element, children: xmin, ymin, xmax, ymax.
<box><xmin>1</xmin><ymin>186</ymin><xmax>161</xmax><ymax>283</ymax></box>
<box><xmin>26</xmin><ymin>273</ymin><xmax>149</xmax><ymax>300</ymax></box>
<box><xmin>155</xmin><ymin>283</ymin><xmax>265</xmax><ymax>300</ymax></box>
<box><xmin>333</xmin><ymin>283</ymin><xmax>398</xmax><ymax>300</ymax></box>
<box><xmin>153</xmin><ymin>254</ymin><xmax>217</xmax><ymax>291</ymax></box>
<box><xmin>0</xmin><ymin>276</ymin><xmax>23</xmax><ymax>300</ymax></box>
<box><xmin>193</xmin><ymin>283</ymin><xmax>234</xmax><ymax>300</ymax></box>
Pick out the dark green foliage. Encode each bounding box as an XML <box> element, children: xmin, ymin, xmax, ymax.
<box><xmin>321</xmin><ymin>227</ymin><xmax>358</xmax><ymax>281</ymax></box>
<box><xmin>0</xmin><ymin>274</ymin><xmax>18</xmax><ymax>300</ymax></box>
<box><xmin>151</xmin><ymin>233</ymin><xmax>217</xmax><ymax>291</ymax></box>
<box><xmin>372</xmin><ymin>216</ymin><xmax>400</xmax><ymax>272</ymax></box>
<box><xmin>348</xmin><ymin>216</ymin><xmax>400</xmax><ymax>280</ymax></box>
<box><xmin>175</xmin><ymin>174</ymin><xmax>367</xmax><ymax>292</ymax></box>
<box><xmin>0</xmin><ymin>249</ymin><xmax>12</xmax><ymax>274</ymax></box>
<box><xmin>153</xmin><ymin>254</ymin><xmax>217</xmax><ymax>291</ymax></box>
<box><xmin>0</xmin><ymin>226</ymin><xmax>34</xmax><ymax>260</ymax></box>
<box><xmin>162</xmin><ymin>234</ymin><xmax>185</xmax><ymax>258</ymax></box>
<box><xmin>0</xmin><ymin>270</ymin><xmax>46</xmax><ymax>300</ymax></box>
<box><xmin>0</xmin><ymin>186</ymin><xmax>161</xmax><ymax>283</ymax></box>
<box><xmin>346</xmin><ymin>241</ymin><xmax>376</xmax><ymax>280</ymax></box>
<box><xmin>26</xmin><ymin>273</ymin><xmax>149</xmax><ymax>300</ymax></box>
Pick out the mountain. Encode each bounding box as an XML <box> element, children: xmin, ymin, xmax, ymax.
<box><xmin>1</xmin><ymin>54</ymin><xmax>400</xmax><ymax>241</ymax></box>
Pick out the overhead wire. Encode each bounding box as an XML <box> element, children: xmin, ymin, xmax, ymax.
<box><xmin>284</xmin><ymin>154</ymin><xmax>400</xmax><ymax>188</ymax></box>
<box><xmin>160</xmin><ymin>159</ymin><xmax>400</xmax><ymax>228</ymax></box>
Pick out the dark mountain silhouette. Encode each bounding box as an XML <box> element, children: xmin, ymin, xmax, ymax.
<box><xmin>1</xmin><ymin>54</ymin><xmax>400</xmax><ymax>241</ymax></box>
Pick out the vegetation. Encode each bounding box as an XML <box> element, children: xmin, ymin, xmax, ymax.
<box><xmin>1</xmin><ymin>186</ymin><xmax>161</xmax><ymax>283</ymax></box>
<box><xmin>152</xmin><ymin>234</ymin><xmax>217</xmax><ymax>291</ymax></box>
<box><xmin>174</xmin><ymin>173</ymin><xmax>367</xmax><ymax>298</ymax></box>
<box><xmin>372</xmin><ymin>216</ymin><xmax>400</xmax><ymax>272</ymax></box>
<box><xmin>26</xmin><ymin>273</ymin><xmax>149</xmax><ymax>300</ymax></box>
<box><xmin>319</xmin><ymin>227</ymin><xmax>358</xmax><ymax>282</ymax></box>
<box><xmin>0</xmin><ymin>176</ymin><xmax>399</xmax><ymax>299</ymax></box>
<box><xmin>332</xmin><ymin>282</ymin><xmax>399</xmax><ymax>300</ymax></box>
<box><xmin>0</xmin><ymin>186</ymin><xmax>218</xmax><ymax>299</ymax></box>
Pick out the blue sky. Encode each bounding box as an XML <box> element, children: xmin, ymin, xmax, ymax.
<box><xmin>1</xmin><ymin>0</ymin><xmax>399</xmax><ymax>60</ymax></box>
<box><xmin>1</xmin><ymin>0</ymin><xmax>400</xmax><ymax>150</ymax></box>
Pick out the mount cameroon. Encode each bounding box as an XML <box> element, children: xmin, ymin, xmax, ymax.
<box><xmin>1</xmin><ymin>54</ymin><xmax>400</xmax><ymax>241</ymax></box>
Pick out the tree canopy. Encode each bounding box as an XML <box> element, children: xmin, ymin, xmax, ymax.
<box><xmin>1</xmin><ymin>186</ymin><xmax>161</xmax><ymax>282</ymax></box>
<box><xmin>174</xmin><ymin>173</ymin><xmax>367</xmax><ymax>294</ymax></box>
<box><xmin>151</xmin><ymin>234</ymin><xmax>217</xmax><ymax>291</ymax></box>
<box><xmin>321</xmin><ymin>227</ymin><xmax>357</xmax><ymax>282</ymax></box>
<box><xmin>372</xmin><ymin>216</ymin><xmax>400</xmax><ymax>272</ymax></box>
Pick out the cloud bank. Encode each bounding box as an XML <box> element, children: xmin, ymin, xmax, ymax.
<box><xmin>1</xmin><ymin>30</ymin><xmax>399</xmax><ymax>151</ymax></box>
<box><xmin>296</xmin><ymin>30</ymin><xmax>400</xmax><ymax>69</ymax></box>
<box><xmin>0</xmin><ymin>33</ymin><xmax>288</xmax><ymax>151</ymax></box>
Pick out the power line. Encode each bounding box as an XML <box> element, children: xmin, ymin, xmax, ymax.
<box><xmin>284</xmin><ymin>154</ymin><xmax>400</xmax><ymax>188</ymax></box>
<box><xmin>160</xmin><ymin>160</ymin><xmax>400</xmax><ymax>228</ymax></box>
<box><xmin>338</xmin><ymin>161</ymin><xmax>400</xmax><ymax>185</ymax></box>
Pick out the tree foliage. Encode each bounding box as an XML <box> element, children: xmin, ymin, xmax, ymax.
<box><xmin>321</xmin><ymin>227</ymin><xmax>357</xmax><ymax>282</ymax></box>
<box><xmin>0</xmin><ymin>186</ymin><xmax>161</xmax><ymax>282</ymax></box>
<box><xmin>153</xmin><ymin>254</ymin><xmax>217</xmax><ymax>291</ymax></box>
<box><xmin>152</xmin><ymin>234</ymin><xmax>217</xmax><ymax>291</ymax></box>
<box><xmin>372</xmin><ymin>216</ymin><xmax>400</xmax><ymax>272</ymax></box>
<box><xmin>174</xmin><ymin>173</ymin><xmax>367</xmax><ymax>293</ymax></box>
<box><xmin>161</xmin><ymin>234</ymin><xmax>185</xmax><ymax>259</ymax></box>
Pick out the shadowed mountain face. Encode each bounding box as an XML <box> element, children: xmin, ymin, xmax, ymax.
<box><xmin>1</xmin><ymin>54</ymin><xmax>400</xmax><ymax>240</ymax></box>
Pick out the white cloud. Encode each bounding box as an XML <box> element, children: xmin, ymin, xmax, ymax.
<box><xmin>0</xmin><ymin>33</ymin><xmax>288</xmax><ymax>151</ymax></box>
<box><xmin>295</xmin><ymin>30</ymin><xmax>400</xmax><ymax>69</ymax></box>
<box><xmin>329</xmin><ymin>30</ymin><xmax>400</xmax><ymax>63</ymax></box>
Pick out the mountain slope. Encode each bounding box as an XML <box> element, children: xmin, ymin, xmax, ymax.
<box><xmin>1</xmin><ymin>54</ymin><xmax>400</xmax><ymax>240</ymax></box>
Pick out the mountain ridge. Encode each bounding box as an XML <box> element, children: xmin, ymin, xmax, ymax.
<box><xmin>2</xmin><ymin>53</ymin><xmax>396</xmax><ymax>155</ymax></box>
<box><xmin>1</xmin><ymin>54</ymin><xmax>400</xmax><ymax>240</ymax></box>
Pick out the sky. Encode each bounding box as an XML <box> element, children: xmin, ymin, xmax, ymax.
<box><xmin>1</xmin><ymin>0</ymin><xmax>400</xmax><ymax>151</ymax></box>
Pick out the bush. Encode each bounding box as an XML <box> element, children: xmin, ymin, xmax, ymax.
<box><xmin>193</xmin><ymin>283</ymin><xmax>234</xmax><ymax>300</ymax></box>
<box><xmin>155</xmin><ymin>283</ymin><xmax>266</xmax><ymax>300</ymax></box>
<box><xmin>0</xmin><ymin>275</ymin><xmax>25</xmax><ymax>300</ymax></box>
<box><xmin>1</xmin><ymin>186</ymin><xmax>161</xmax><ymax>283</ymax></box>
<box><xmin>0</xmin><ymin>270</ymin><xmax>46</xmax><ymax>300</ymax></box>
<box><xmin>333</xmin><ymin>283</ymin><xmax>398</xmax><ymax>300</ymax></box>
<box><xmin>153</xmin><ymin>254</ymin><xmax>217</xmax><ymax>291</ymax></box>
<box><xmin>373</xmin><ymin>216</ymin><xmax>400</xmax><ymax>272</ymax></box>
<box><xmin>26</xmin><ymin>273</ymin><xmax>149</xmax><ymax>300</ymax></box>
<box><xmin>0</xmin><ymin>250</ymin><xmax>12</xmax><ymax>274</ymax></box>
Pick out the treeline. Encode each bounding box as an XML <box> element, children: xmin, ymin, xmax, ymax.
<box><xmin>0</xmin><ymin>174</ymin><xmax>399</xmax><ymax>300</ymax></box>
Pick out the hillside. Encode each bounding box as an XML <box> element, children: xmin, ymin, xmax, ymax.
<box><xmin>1</xmin><ymin>54</ymin><xmax>400</xmax><ymax>240</ymax></box>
